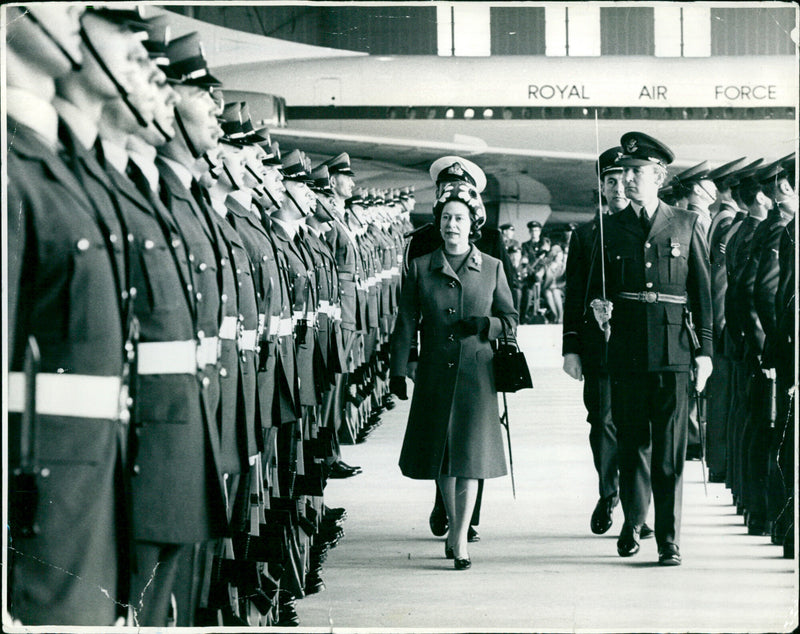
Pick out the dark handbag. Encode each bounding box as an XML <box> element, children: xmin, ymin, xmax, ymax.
<box><xmin>492</xmin><ymin>321</ymin><xmax>533</xmax><ymax>393</ymax></box>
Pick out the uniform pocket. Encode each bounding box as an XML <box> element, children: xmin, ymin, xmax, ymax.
<box><xmin>139</xmin><ymin>239</ymin><xmax>183</xmax><ymax>313</ymax></box>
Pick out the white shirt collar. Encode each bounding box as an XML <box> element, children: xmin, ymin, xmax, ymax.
<box><xmin>6</xmin><ymin>88</ymin><xmax>58</xmax><ymax>149</ymax></box>
<box><xmin>53</xmin><ymin>97</ymin><xmax>98</xmax><ymax>151</ymax></box>
<box><xmin>160</xmin><ymin>155</ymin><xmax>194</xmax><ymax>190</ymax></box>
<box><xmin>127</xmin><ymin>136</ymin><xmax>160</xmax><ymax>193</ymax></box>
<box><xmin>272</xmin><ymin>215</ymin><xmax>297</xmax><ymax>240</ymax></box>
<box><xmin>630</xmin><ymin>201</ymin><xmax>658</xmax><ymax>219</ymax></box>
<box><xmin>100</xmin><ymin>138</ymin><xmax>130</xmax><ymax>175</ymax></box>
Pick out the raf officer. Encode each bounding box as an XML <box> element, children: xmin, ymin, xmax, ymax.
<box><xmin>596</xmin><ymin>132</ymin><xmax>712</xmax><ymax>566</ymax></box>
<box><xmin>563</xmin><ymin>147</ymin><xmax>653</xmax><ymax>539</ymax></box>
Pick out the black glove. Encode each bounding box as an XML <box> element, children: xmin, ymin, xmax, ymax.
<box><xmin>389</xmin><ymin>376</ymin><xmax>408</xmax><ymax>400</ymax></box>
<box><xmin>453</xmin><ymin>316</ymin><xmax>490</xmax><ymax>339</ymax></box>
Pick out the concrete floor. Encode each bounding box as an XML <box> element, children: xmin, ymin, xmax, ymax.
<box><xmin>296</xmin><ymin>326</ymin><xmax>798</xmax><ymax>633</ymax></box>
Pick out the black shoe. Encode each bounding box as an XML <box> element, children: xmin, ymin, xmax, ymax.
<box><xmin>276</xmin><ymin>592</ymin><xmax>299</xmax><ymax>627</ymax></box>
<box><xmin>747</xmin><ymin>516</ymin><xmax>767</xmax><ymax>536</ymax></box>
<box><xmin>328</xmin><ymin>461</ymin><xmax>361</xmax><ymax>479</ymax></box>
<box><xmin>658</xmin><ymin>543</ymin><xmax>681</xmax><ymax>566</ymax></box>
<box><xmin>617</xmin><ymin>526</ymin><xmax>640</xmax><ymax>557</ymax></box>
<box><xmin>467</xmin><ymin>526</ymin><xmax>480</xmax><ymax>543</ymax></box>
<box><xmin>640</xmin><ymin>523</ymin><xmax>654</xmax><ymax>539</ymax></box>
<box><xmin>454</xmin><ymin>558</ymin><xmax>471</xmax><ymax>570</ymax></box>
<box><xmin>429</xmin><ymin>508</ymin><xmax>448</xmax><ymax>537</ymax></box>
<box><xmin>304</xmin><ymin>571</ymin><xmax>326</xmax><ymax>595</ymax></box>
<box><xmin>445</xmin><ymin>543</ymin><xmax>454</xmax><ymax>559</ymax></box>
<box><xmin>383</xmin><ymin>395</ymin><xmax>396</xmax><ymax>410</ymax></box>
<box><xmin>590</xmin><ymin>495</ymin><xmax>617</xmax><ymax>535</ymax></box>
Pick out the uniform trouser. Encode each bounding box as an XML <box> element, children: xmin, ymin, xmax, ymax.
<box><xmin>743</xmin><ymin>369</ymin><xmax>771</xmax><ymax>524</ymax></box>
<box><xmin>706</xmin><ymin>352</ymin><xmax>733</xmax><ymax>477</ymax></box>
<box><xmin>9</xmin><ymin>417</ymin><xmax>122</xmax><ymax>626</ymax></box>
<box><xmin>769</xmin><ymin>373</ymin><xmax>794</xmax><ymax>530</ymax></box>
<box><xmin>131</xmin><ymin>541</ymin><xmax>192</xmax><ymax>627</ymax></box>
<box><xmin>728</xmin><ymin>359</ymin><xmax>751</xmax><ymax>498</ymax></box>
<box><xmin>611</xmin><ymin>372</ymin><xmax>687</xmax><ymax>547</ymax></box>
<box><xmin>583</xmin><ymin>371</ymin><xmax>618</xmax><ymax>499</ymax></box>
<box><xmin>742</xmin><ymin>370</ymin><xmax>770</xmax><ymax>522</ymax></box>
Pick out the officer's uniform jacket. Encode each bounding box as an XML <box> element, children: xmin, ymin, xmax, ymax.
<box><xmin>271</xmin><ymin>218</ymin><xmax>320</xmax><ymax>407</ymax></box>
<box><xmin>326</xmin><ymin>208</ymin><xmax>365</xmax><ymax>336</ymax></box>
<box><xmin>157</xmin><ymin>158</ymin><xmax>224</xmax><ymax>441</ymax></box>
<box><xmin>750</xmin><ymin>207</ymin><xmax>794</xmax><ymax>366</ymax></box>
<box><xmin>228</xmin><ymin>205</ymin><xmax>299</xmax><ymax>425</ymax></box>
<box><xmin>735</xmin><ymin>210</ymin><xmax>781</xmax><ymax>363</ymax></box>
<box><xmin>562</xmin><ymin>214</ymin><xmax>608</xmax><ymax>374</ymax></box>
<box><xmin>7</xmin><ymin>116</ymin><xmax>127</xmax><ymax>624</ymax></box>
<box><xmin>724</xmin><ymin>214</ymin><xmax>761</xmax><ymax>361</ymax></box>
<box><xmin>600</xmin><ymin>201</ymin><xmax>712</xmax><ymax>374</ymax></box>
<box><xmin>707</xmin><ymin>201</ymin><xmax>739</xmax><ymax>347</ymax></box>
<box><xmin>101</xmin><ymin>143</ymin><xmax>227</xmax><ymax>543</ymax></box>
<box><xmin>774</xmin><ymin>218</ymin><xmax>795</xmax><ymax>379</ymax></box>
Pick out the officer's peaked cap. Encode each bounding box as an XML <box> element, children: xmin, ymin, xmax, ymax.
<box><xmin>429</xmin><ymin>156</ymin><xmax>486</xmax><ymax>193</ymax></box>
<box><xmin>617</xmin><ymin>132</ymin><xmax>674</xmax><ymax>168</ymax></box>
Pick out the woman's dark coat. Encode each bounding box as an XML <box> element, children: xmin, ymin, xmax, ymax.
<box><xmin>391</xmin><ymin>245</ymin><xmax>518</xmax><ymax>479</ymax></box>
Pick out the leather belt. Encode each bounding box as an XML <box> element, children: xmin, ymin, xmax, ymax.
<box><xmin>8</xmin><ymin>372</ymin><xmax>128</xmax><ymax>420</ymax></box>
<box><xmin>617</xmin><ymin>291</ymin><xmax>687</xmax><ymax>304</ymax></box>
<box><xmin>218</xmin><ymin>315</ymin><xmax>238</xmax><ymax>340</ymax></box>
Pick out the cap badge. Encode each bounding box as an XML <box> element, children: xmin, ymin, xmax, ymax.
<box><xmin>448</xmin><ymin>162</ymin><xmax>464</xmax><ymax>177</ymax></box>
<box><xmin>625</xmin><ymin>138</ymin><xmax>638</xmax><ymax>154</ymax></box>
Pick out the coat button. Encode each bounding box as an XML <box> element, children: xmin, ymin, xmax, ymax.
<box><xmin>196</xmin><ymin>292</ymin><xmax>203</xmax><ymax>301</ymax></box>
<box><xmin>188</xmin><ymin>253</ymin><xmax>195</xmax><ymax>262</ymax></box>
<box><xmin>186</xmin><ymin>283</ymin><xmax>193</xmax><ymax>292</ymax></box>
<box><xmin>202</xmin><ymin>376</ymin><xmax>210</xmax><ymax>388</ymax></box>
<box><xmin>132</xmin><ymin>465</ymin><xmax>141</xmax><ymax>475</ymax></box>
<box><xmin>220</xmin><ymin>367</ymin><xmax>228</xmax><ymax>378</ymax></box>
<box><xmin>221</xmin><ymin>258</ymin><xmax>228</xmax><ymax>267</ymax></box>
<box><xmin>447</xmin><ymin>308</ymin><xmax>456</xmax><ymax>315</ymax></box>
<box><xmin>110</xmin><ymin>233</ymin><xmax>118</xmax><ymax>243</ymax></box>
<box><xmin>645</xmin><ymin>262</ymin><xmax>652</xmax><ymax>268</ymax></box>
<box><xmin>199</xmin><ymin>262</ymin><xmax>207</xmax><ymax>271</ymax></box>
<box><xmin>77</xmin><ymin>238</ymin><xmax>90</xmax><ymax>251</ymax></box>
<box><xmin>144</xmin><ymin>239</ymin><xmax>154</xmax><ymax>250</ymax></box>
<box><xmin>646</xmin><ymin>282</ymin><xmax>653</xmax><ymax>288</ymax></box>
<box><xmin>645</xmin><ymin>242</ymin><xmax>651</xmax><ymax>249</ymax></box>
<box><xmin>262</xmin><ymin>255</ymin><xmax>268</xmax><ymax>262</ymax></box>
<box><xmin>172</xmin><ymin>238</ymin><xmax>181</xmax><ymax>248</ymax></box>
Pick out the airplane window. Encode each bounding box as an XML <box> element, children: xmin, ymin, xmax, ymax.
<box><xmin>388</xmin><ymin>107</ymin><xmax>398</xmax><ymax>119</ymax></box>
<box><xmin>427</xmin><ymin>108</ymin><xmax>437</xmax><ymax>119</ymax></box>
<box><xmin>445</xmin><ymin>108</ymin><xmax>455</xmax><ymax>119</ymax></box>
<box><xmin>406</xmin><ymin>107</ymin><xmax>417</xmax><ymax>119</ymax></box>
<box><xmin>521</xmin><ymin>108</ymin><xmax>531</xmax><ymax>119</ymax></box>
<box><xmin>482</xmin><ymin>108</ymin><xmax>493</xmax><ymax>119</ymax></box>
<box><xmin>503</xmin><ymin>108</ymin><xmax>513</xmax><ymax>120</ymax></box>
<box><xmin>464</xmin><ymin>108</ymin><xmax>475</xmax><ymax>119</ymax></box>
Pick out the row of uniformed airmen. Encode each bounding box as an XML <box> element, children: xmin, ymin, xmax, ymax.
<box><xmin>5</xmin><ymin>5</ymin><xmax>414</xmax><ymax>627</ymax></box>
<box><xmin>657</xmin><ymin>152</ymin><xmax>795</xmax><ymax>557</ymax></box>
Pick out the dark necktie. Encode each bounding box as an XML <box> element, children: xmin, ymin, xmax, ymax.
<box><xmin>639</xmin><ymin>209</ymin><xmax>651</xmax><ymax>235</ymax></box>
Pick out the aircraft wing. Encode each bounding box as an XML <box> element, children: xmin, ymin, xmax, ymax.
<box><xmin>270</xmin><ymin>127</ymin><xmax>693</xmax><ymax>222</ymax></box>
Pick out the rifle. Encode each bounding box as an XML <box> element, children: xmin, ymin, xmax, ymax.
<box><xmin>11</xmin><ymin>337</ymin><xmax>43</xmax><ymax>539</ymax></box>
<box><xmin>695</xmin><ymin>387</ymin><xmax>708</xmax><ymax>496</ymax></box>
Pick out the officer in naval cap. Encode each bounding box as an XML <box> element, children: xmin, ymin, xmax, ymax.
<box><xmin>597</xmin><ymin>131</ymin><xmax>712</xmax><ymax>566</ymax></box>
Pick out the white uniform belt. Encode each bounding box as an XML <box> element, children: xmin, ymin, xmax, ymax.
<box><xmin>219</xmin><ymin>315</ymin><xmax>238</xmax><ymax>340</ymax></box>
<box><xmin>198</xmin><ymin>337</ymin><xmax>219</xmax><ymax>366</ymax></box>
<box><xmin>138</xmin><ymin>340</ymin><xmax>199</xmax><ymax>374</ymax></box>
<box><xmin>238</xmin><ymin>329</ymin><xmax>258</xmax><ymax>352</ymax></box>
<box><xmin>269</xmin><ymin>315</ymin><xmax>280</xmax><ymax>337</ymax></box>
<box><xmin>8</xmin><ymin>372</ymin><xmax>126</xmax><ymax>420</ymax></box>
<box><xmin>319</xmin><ymin>300</ymin><xmax>331</xmax><ymax>315</ymax></box>
<box><xmin>278</xmin><ymin>318</ymin><xmax>294</xmax><ymax>336</ymax></box>
<box><xmin>367</xmin><ymin>277</ymin><xmax>377</xmax><ymax>287</ymax></box>
<box><xmin>258</xmin><ymin>313</ymin><xmax>266</xmax><ymax>336</ymax></box>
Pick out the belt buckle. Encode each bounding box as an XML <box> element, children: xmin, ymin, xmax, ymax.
<box><xmin>642</xmin><ymin>291</ymin><xmax>658</xmax><ymax>303</ymax></box>
<box><xmin>196</xmin><ymin>335</ymin><xmax>205</xmax><ymax>371</ymax></box>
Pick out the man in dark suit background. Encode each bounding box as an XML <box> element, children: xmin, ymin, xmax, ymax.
<box><xmin>596</xmin><ymin>132</ymin><xmax>713</xmax><ymax>566</ymax></box>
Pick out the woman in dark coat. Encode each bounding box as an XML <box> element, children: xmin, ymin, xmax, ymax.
<box><xmin>390</xmin><ymin>181</ymin><xmax>518</xmax><ymax>569</ymax></box>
